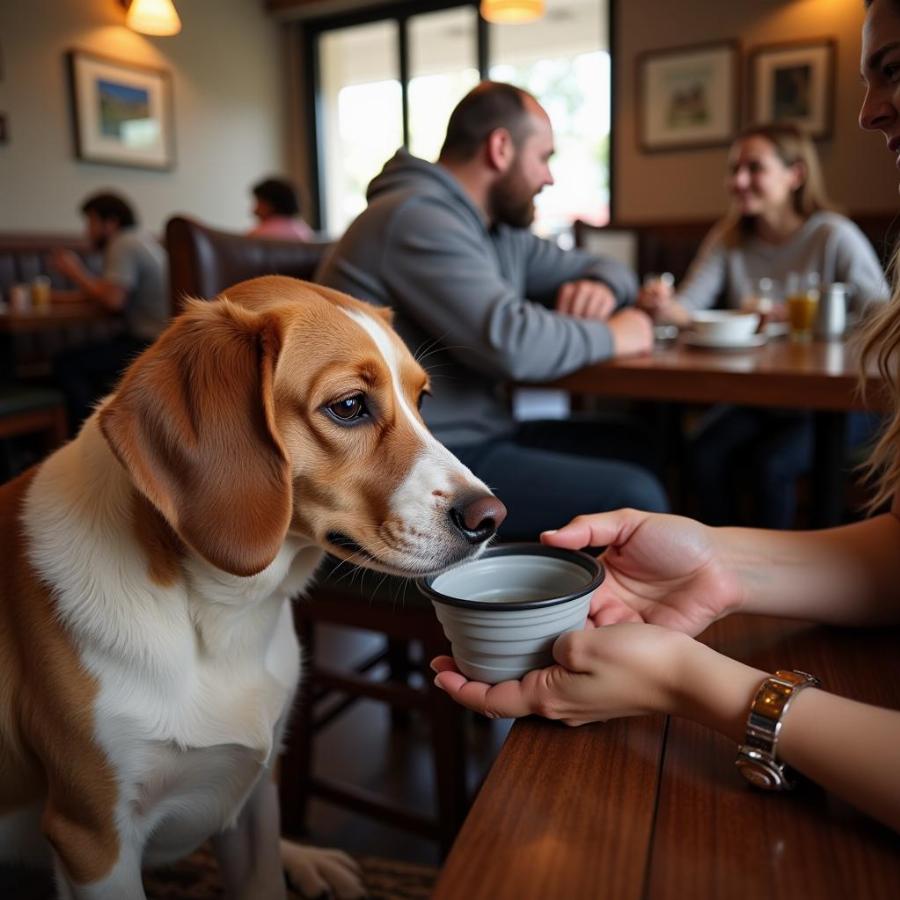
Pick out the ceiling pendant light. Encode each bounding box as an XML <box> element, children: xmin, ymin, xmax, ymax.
<box><xmin>480</xmin><ymin>0</ymin><xmax>545</xmax><ymax>25</ymax></box>
<box><xmin>125</xmin><ymin>0</ymin><xmax>182</xmax><ymax>37</ymax></box>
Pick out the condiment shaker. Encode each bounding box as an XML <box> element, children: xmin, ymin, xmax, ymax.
<box><xmin>815</xmin><ymin>282</ymin><xmax>847</xmax><ymax>340</ymax></box>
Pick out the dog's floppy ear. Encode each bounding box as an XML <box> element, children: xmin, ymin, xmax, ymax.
<box><xmin>371</xmin><ymin>305</ymin><xmax>394</xmax><ymax>325</ymax></box>
<box><xmin>99</xmin><ymin>299</ymin><xmax>291</xmax><ymax>577</ymax></box>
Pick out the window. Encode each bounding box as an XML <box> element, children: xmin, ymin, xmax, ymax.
<box><xmin>490</xmin><ymin>0</ymin><xmax>610</xmax><ymax>236</ymax></box>
<box><xmin>408</xmin><ymin>7</ymin><xmax>481</xmax><ymax>162</ymax></box>
<box><xmin>318</xmin><ymin>21</ymin><xmax>403</xmax><ymax>234</ymax></box>
<box><xmin>307</xmin><ymin>0</ymin><xmax>611</xmax><ymax>238</ymax></box>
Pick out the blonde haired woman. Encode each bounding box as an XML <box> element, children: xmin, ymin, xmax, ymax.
<box><xmin>432</xmin><ymin>0</ymin><xmax>900</xmax><ymax>833</ymax></box>
<box><xmin>639</xmin><ymin>122</ymin><xmax>886</xmax><ymax>325</ymax></box>
<box><xmin>641</xmin><ymin>123</ymin><xmax>888</xmax><ymax>528</ymax></box>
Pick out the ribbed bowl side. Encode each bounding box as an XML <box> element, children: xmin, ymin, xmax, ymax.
<box><xmin>432</xmin><ymin>595</ymin><xmax>591</xmax><ymax>683</ymax></box>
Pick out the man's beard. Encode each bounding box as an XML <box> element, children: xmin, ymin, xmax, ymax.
<box><xmin>91</xmin><ymin>233</ymin><xmax>110</xmax><ymax>252</ymax></box>
<box><xmin>488</xmin><ymin>163</ymin><xmax>536</xmax><ymax>229</ymax></box>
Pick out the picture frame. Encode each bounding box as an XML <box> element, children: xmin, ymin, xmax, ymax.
<box><xmin>66</xmin><ymin>49</ymin><xmax>174</xmax><ymax>170</ymax></box>
<box><xmin>748</xmin><ymin>39</ymin><xmax>836</xmax><ymax>139</ymax></box>
<box><xmin>637</xmin><ymin>41</ymin><xmax>739</xmax><ymax>152</ymax></box>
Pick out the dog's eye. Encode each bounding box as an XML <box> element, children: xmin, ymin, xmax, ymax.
<box><xmin>326</xmin><ymin>394</ymin><xmax>369</xmax><ymax>423</ymax></box>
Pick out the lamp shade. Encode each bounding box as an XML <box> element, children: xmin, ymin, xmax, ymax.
<box><xmin>126</xmin><ymin>0</ymin><xmax>182</xmax><ymax>36</ymax></box>
<box><xmin>480</xmin><ymin>0</ymin><xmax>544</xmax><ymax>24</ymax></box>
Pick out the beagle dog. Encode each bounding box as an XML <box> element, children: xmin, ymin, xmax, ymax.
<box><xmin>0</xmin><ymin>276</ymin><xmax>506</xmax><ymax>899</ymax></box>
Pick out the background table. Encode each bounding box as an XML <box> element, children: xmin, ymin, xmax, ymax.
<box><xmin>0</xmin><ymin>304</ymin><xmax>109</xmax><ymax>334</ymax></box>
<box><xmin>550</xmin><ymin>336</ymin><xmax>890</xmax><ymax>527</ymax></box>
<box><xmin>0</xmin><ymin>304</ymin><xmax>115</xmax><ymax>380</ymax></box>
<box><xmin>433</xmin><ymin>616</ymin><xmax>900</xmax><ymax>900</ymax></box>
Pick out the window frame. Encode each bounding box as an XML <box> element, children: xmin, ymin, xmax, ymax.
<box><xmin>301</xmin><ymin>0</ymin><xmax>615</xmax><ymax>233</ymax></box>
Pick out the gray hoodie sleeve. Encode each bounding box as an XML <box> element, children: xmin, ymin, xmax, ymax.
<box><xmin>520</xmin><ymin>231</ymin><xmax>638</xmax><ymax>308</ymax></box>
<box><xmin>379</xmin><ymin>197</ymin><xmax>618</xmax><ymax>382</ymax></box>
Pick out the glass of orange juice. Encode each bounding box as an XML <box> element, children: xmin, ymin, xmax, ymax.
<box><xmin>31</xmin><ymin>275</ymin><xmax>52</xmax><ymax>314</ymax></box>
<box><xmin>786</xmin><ymin>272</ymin><xmax>820</xmax><ymax>342</ymax></box>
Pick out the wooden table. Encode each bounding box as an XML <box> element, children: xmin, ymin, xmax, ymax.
<box><xmin>0</xmin><ymin>304</ymin><xmax>115</xmax><ymax>380</ymax></box>
<box><xmin>433</xmin><ymin>617</ymin><xmax>900</xmax><ymax>900</ymax></box>
<box><xmin>552</xmin><ymin>336</ymin><xmax>890</xmax><ymax>527</ymax></box>
<box><xmin>0</xmin><ymin>303</ymin><xmax>110</xmax><ymax>334</ymax></box>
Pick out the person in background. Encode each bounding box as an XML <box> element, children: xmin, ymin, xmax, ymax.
<box><xmin>639</xmin><ymin>125</ymin><xmax>889</xmax><ymax>528</ymax></box>
<box><xmin>317</xmin><ymin>81</ymin><xmax>667</xmax><ymax>539</ymax></box>
<box><xmin>430</xmin><ymin>0</ymin><xmax>900</xmax><ymax>835</ymax></box>
<box><xmin>48</xmin><ymin>191</ymin><xmax>169</xmax><ymax>433</ymax></box>
<box><xmin>249</xmin><ymin>177</ymin><xmax>315</xmax><ymax>241</ymax></box>
<box><xmin>638</xmin><ymin>124</ymin><xmax>886</xmax><ymax>325</ymax></box>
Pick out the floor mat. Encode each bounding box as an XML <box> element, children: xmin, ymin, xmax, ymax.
<box><xmin>1</xmin><ymin>844</ymin><xmax>438</xmax><ymax>900</ymax></box>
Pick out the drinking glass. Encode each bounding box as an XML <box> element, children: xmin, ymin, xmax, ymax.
<box><xmin>31</xmin><ymin>275</ymin><xmax>51</xmax><ymax>313</ymax></box>
<box><xmin>786</xmin><ymin>272</ymin><xmax>820</xmax><ymax>342</ymax></box>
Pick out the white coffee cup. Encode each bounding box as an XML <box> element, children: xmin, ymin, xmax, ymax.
<box><xmin>689</xmin><ymin>309</ymin><xmax>760</xmax><ymax>343</ymax></box>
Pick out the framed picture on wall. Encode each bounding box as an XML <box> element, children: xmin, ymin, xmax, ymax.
<box><xmin>748</xmin><ymin>39</ymin><xmax>836</xmax><ymax>139</ymax></box>
<box><xmin>637</xmin><ymin>41</ymin><xmax>739</xmax><ymax>152</ymax></box>
<box><xmin>66</xmin><ymin>49</ymin><xmax>174</xmax><ymax>170</ymax></box>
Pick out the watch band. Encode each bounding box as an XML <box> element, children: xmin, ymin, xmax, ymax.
<box><xmin>735</xmin><ymin>669</ymin><xmax>820</xmax><ymax>791</ymax></box>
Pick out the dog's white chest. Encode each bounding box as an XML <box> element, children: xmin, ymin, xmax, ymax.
<box><xmin>87</xmin><ymin>590</ymin><xmax>301</xmax><ymax>754</ymax></box>
<box><xmin>103</xmin><ymin>596</ymin><xmax>302</xmax><ymax>862</ymax></box>
<box><xmin>138</xmin><ymin>740</ymin><xmax>267</xmax><ymax>865</ymax></box>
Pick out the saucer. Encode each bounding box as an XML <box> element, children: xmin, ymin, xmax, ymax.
<box><xmin>684</xmin><ymin>333</ymin><xmax>767</xmax><ymax>351</ymax></box>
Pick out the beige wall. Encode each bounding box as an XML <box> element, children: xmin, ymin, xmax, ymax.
<box><xmin>615</xmin><ymin>0</ymin><xmax>895</xmax><ymax>221</ymax></box>
<box><xmin>0</xmin><ymin>0</ymin><xmax>288</xmax><ymax>234</ymax></box>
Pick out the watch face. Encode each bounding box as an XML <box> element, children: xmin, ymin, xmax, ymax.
<box><xmin>737</xmin><ymin>760</ymin><xmax>776</xmax><ymax>789</ymax></box>
<box><xmin>736</xmin><ymin>753</ymin><xmax>787</xmax><ymax>790</ymax></box>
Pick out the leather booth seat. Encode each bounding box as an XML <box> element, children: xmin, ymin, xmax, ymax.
<box><xmin>165</xmin><ymin>216</ymin><xmax>334</xmax><ymax>313</ymax></box>
<box><xmin>575</xmin><ymin>212</ymin><xmax>900</xmax><ymax>285</ymax></box>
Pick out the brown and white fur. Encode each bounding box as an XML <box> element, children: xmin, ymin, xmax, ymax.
<box><xmin>0</xmin><ymin>276</ymin><xmax>505</xmax><ymax>899</ymax></box>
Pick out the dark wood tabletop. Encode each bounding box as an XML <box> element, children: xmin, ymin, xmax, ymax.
<box><xmin>548</xmin><ymin>334</ymin><xmax>890</xmax><ymax>527</ymax></box>
<box><xmin>433</xmin><ymin>616</ymin><xmax>900</xmax><ymax>900</ymax></box>
<box><xmin>0</xmin><ymin>303</ymin><xmax>111</xmax><ymax>333</ymax></box>
<box><xmin>552</xmin><ymin>335</ymin><xmax>890</xmax><ymax>412</ymax></box>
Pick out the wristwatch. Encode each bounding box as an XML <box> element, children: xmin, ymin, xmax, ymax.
<box><xmin>735</xmin><ymin>669</ymin><xmax>820</xmax><ymax>791</ymax></box>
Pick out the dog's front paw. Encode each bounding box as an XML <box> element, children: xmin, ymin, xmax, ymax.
<box><xmin>280</xmin><ymin>838</ymin><xmax>366</xmax><ymax>899</ymax></box>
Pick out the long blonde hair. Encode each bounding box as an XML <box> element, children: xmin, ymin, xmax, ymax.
<box><xmin>859</xmin><ymin>0</ymin><xmax>900</xmax><ymax>509</ymax></box>
<box><xmin>720</xmin><ymin>123</ymin><xmax>834</xmax><ymax>247</ymax></box>
<box><xmin>859</xmin><ymin>242</ymin><xmax>900</xmax><ymax>509</ymax></box>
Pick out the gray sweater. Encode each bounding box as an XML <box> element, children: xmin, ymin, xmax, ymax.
<box><xmin>677</xmin><ymin>212</ymin><xmax>889</xmax><ymax>312</ymax></box>
<box><xmin>316</xmin><ymin>149</ymin><xmax>638</xmax><ymax>447</ymax></box>
<box><xmin>105</xmin><ymin>228</ymin><xmax>169</xmax><ymax>341</ymax></box>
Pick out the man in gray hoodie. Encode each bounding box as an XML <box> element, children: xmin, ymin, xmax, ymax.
<box><xmin>317</xmin><ymin>81</ymin><xmax>667</xmax><ymax>538</ymax></box>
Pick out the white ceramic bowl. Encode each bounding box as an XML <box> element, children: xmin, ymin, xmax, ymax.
<box><xmin>689</xmin><ymin>309</ymin><xmax>760</xmax><ymax>342</ymax></box>
<box><xmin>418</xmin><ymin>544</ymin><xmax>604</xmax><ymax>684</ymax></box>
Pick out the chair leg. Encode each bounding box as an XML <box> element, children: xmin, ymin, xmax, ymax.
<box><xmin>423</xmin><ymin>633</ymin><xmax>468</xmax><ymax>858</ymax></box>
<box><xmin>387</xmin><ymin>637</ymin><xmax>412</xmax><ymax>727</ymax></box>
<box><xmin>279</xmin><ymin>615</ymin><xmax>316</xmax><ymax>838</ymax></box>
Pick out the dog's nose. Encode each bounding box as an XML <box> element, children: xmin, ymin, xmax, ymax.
<box><xmin>449</xmin><ymin>494</ymin><xmax>507</xmax><ymax>544</ymax></box>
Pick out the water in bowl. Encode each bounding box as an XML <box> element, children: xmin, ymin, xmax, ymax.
<box><xmin>430</xmin><ymin>556</ymin><xmax>591</xmax><ymax>605</ymax></box>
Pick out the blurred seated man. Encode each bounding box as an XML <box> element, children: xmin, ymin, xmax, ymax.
<box><xmin>249</xmin><ymin>176</ymin><xmax>315</xmax><ymax>241</ymax></box>
<box><xmin>317</xmin><ymin>81</ymin><xmax>667</xmax><ymax>539</ymax></box>
<box><xmin>48</xmin><ymin>191</ymin><xmax>169</xmax><ymax>433</ymax></box>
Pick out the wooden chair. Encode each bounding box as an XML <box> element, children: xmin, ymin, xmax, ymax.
<box><xmin>165</xmin><ymin>216</ymin><xmax>470</xmax><ymax>855</ymax></box>
<box><xmin>0</xmin><ymin>385</ymin><xmax>68</xmax><ymax>480</ymax></box>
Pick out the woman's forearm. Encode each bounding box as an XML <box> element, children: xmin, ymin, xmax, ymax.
<box><xmin>778</xmin><ymin>688</ymin><xmax>900</xmax><ymax>833</ymax></box>
<box><xmin>713</xmin><ymin>513</ymin><xmax>900</xmax><ymax>626</ymax></box>
<box><xmin>670</xmin><ymin>636</ymin><xmax>765</xmax><ymax>744</ymax></box>
<box><xmin>671</xmin><ymin>639</ymin><xmax>900</xmax><ymax>833</ymax></box>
